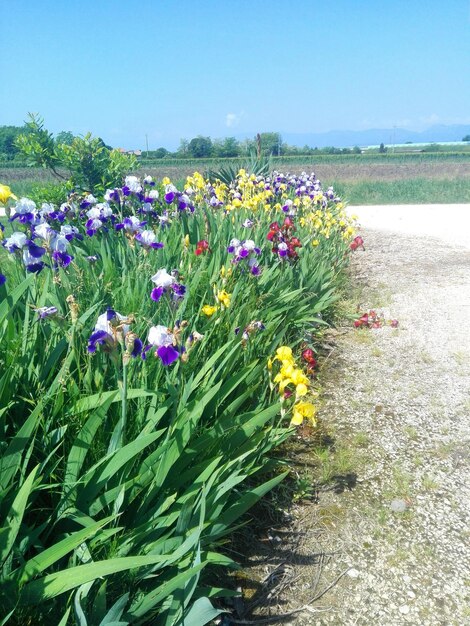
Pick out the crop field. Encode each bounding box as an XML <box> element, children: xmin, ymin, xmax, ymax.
<box><xmin>3</xmin><ymin>152</ymin><xmax>470</xmax><ymax>204</ymax></box>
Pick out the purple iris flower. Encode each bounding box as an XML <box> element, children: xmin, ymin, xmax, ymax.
<box><xmin>87</xmin><ymin>330</ymin><xmax>113</xmax><ymax>353</ymax></box>
<box><xmin>116</xmin><ymin>216</ymin><xmax>146</xmax><ymax>232</ymax></box>
<box><xmin>35</xmin><ymin>306</ymin><xmax>58</xmax><ymax>319</ymax></box>
<box><xmin>150</xmin><ymin>269</ymin><xmax>185</xmax><ymax>304</ymax></box>
<box><xmin>164</xmin><ymin>191</ymin><xmax>176</xmax><ymax>203</ymax></box>
<box><xmin>104</xmin><ymin>188</ymin><xmax>121</xmax><ymax>203</ymax></box>
<box><xmin>87</xmin><ymin>309</ymin><xmax>129</xmax><ymax>354</ymax></box>
<box><xmin>52</xmin><ymin>250</ymin><xmax>73</xmax><ymax>268</ymax></box>
<box><xmin>135</xmin><ymin>230</ymin><xmax>164</xmax><ymax>250</ymax></box>
<box><xmin>145</xmin><ymin>325</ymin><xmax>179</xmax><ymax>366</ymax></box>
<box><xmin>172</xmin><ymin>283</ymin><xmax>186</xmax><ymax>299</ymax></box>
<box><xmin>157</xmin><ymin>345</ymin><xmax>179</xmax><ymax>365</ymax></box>
<box><xmin>23</xmin><ymin>249</ymin><xmax>46</xmax><ymax>273</ymax></box>
<box><xmin>79</xmin><ymin>194</ymin><xmax>97</xmax><ymax>209</ymax></box>
<box><xmin>278</xmin><ymin>242</ymin><xmax>288</xmax><ymax>257</ymax></box>
<box><xmin>60</xmin><ymin>225</ymin><xmax>82</xmax><ymax>241</ymax></box>
<box><xmin>10</xmin><ymin>198</ymin><xmax>37</xmax><ymax>224</ymax></box>
<box><xmin>86</xmin><ymin>218</ymin><xmax>104</xmax><ymax>236</ymax></box>
<box><xmin>227</xmin><ymin>238</ymin><xmax>262</xmax><ymax>275</ymax></box>
<box><xmin>0</xmin><ymin>273</ymin><xmax>6</xmax><ymax>286</ymax></box>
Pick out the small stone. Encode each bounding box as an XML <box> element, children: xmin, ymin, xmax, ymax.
<box><xmin>399</xmin><ymin>605</ymin><xmax>410</xmax><ymax>615</ymax></box>
<box><xmin>407</xmin><ymin>590</ymin><xmax>416</xmax><ymax>599</ymax></box>
<box><xmin>390</xmin><ymin>498</ymin><xmax>408</xmax><ymax>513</ymax></box>
<box><xmin>347</xmin><ymin>568</ymin><xmax>360</xmax><ymax>578</ymax></box>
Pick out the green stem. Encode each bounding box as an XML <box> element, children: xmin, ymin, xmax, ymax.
<box><xmin>116</xmin><ymin>353</ymin><xmax>127</xmax><ymax>448</ymax></box>
<box><xmin>120</xmin><ymin>356</ymin><xmax>128</xmax><ymax>448</ymax></box>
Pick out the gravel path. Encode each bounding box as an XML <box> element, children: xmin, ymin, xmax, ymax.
<box><xmin>308</xmin><ymin>227</ymin><xmax>470</xmax><ymax>625</ymax></box>
<box><xmin>242</xmin><ymin>206</ymin><xmax>470</xmax><ymax>625</ymax></box>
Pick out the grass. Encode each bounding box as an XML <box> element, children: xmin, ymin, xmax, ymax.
<box><xmin>330</xmin><ymin>177</ymin><xmax>470</xmax><ymax>204</ymax></box>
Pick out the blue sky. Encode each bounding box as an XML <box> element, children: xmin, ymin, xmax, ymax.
<box><xmin>1</xmin><ymin>0</ymin><xmax>469</xmax><ymax>149</ymax></box>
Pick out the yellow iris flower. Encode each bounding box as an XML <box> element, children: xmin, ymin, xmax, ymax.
<box><xmin>0</xmin><ymin>184</ymin><xmax>17</xmax><ymax>204</ymax></box>
<box><xmin>291</xmin><ymin>402</ymin><xmax>316</xmax><ymax>426</ymax></box>
<box><xmin>216</xmin><ymin>290</ymin><xmax>231</xmax><ymax>308</ymax></box>
<box><xmin>202</xmin><ymin>305</ymin><xmax>218</xmax><ymax>317</ymax></box>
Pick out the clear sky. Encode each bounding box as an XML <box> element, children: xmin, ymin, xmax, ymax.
<box><xmin>1</xmin><ymin>0</ymin><xmax>469</xmax><ymax>149</ymax></box>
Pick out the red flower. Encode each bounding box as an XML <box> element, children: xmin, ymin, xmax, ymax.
<box><xmin>195</xmin><ymin>239</ymin><xmax>210</xmax><ymax>255</ymax></box>
<box><xmin>350</xmin><ymin>235</ymin><xmax>365</xmax><ymax>251</ymax></box>
<box><xmin>267</xmin><ymin>230</ymin><xmax>277</xmax><ymax>241</ymax></box>
<box><xmin>302</xmin><ymin>348</ymin><xmax>317</xmax><ymax>367</ymax></box>
<box><xmin>290</xmin><ymin>237</ymin><xmax>302</xmax><ymax>248</ymax></box>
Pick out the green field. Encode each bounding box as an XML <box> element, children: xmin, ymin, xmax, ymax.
<box><xmin>2</xmin><ymin>151</ymin><xmax>470</xmax><ymax>204</ymax></box>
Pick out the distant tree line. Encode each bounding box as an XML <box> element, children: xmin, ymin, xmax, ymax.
<box><xmin>0</xmin><ymin>126</ymin><xmax>362</xmax><ymax>162</ymax></box>
<box><xmin>145</xmin><ymin>133</ymin><xmax>362</xmax><ymax>159</ymax></box>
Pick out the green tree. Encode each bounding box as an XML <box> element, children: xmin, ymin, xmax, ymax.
<box><xmin>187</xmin><ymin>136</ymin><xmax>213</xmax><ymax>158</ymax></box>
<box><xmin>463</xmin><ymin>135</ymin><xmax>470</xmax><ymax>142</ymax></box>
<box><xmin>258</xmin><ymin>132</ymin><xmax>282</xmax><ymax>156</ymax></box>
<box><xmin>55</xmin><ymin>130</ymin><xmax>75</xmax><ymax>145</ymax></box>
<box><xmin>15</xmin><ymin>114</ymin><xmax>135</xmax><ymax>193</ymax></box>
<box><xmin>0</xmin><ymin>125</ymin><xmax>27</xmax><ymax>158</ymax></box>
<box><xmin>213</xmin><ymin>136</ymin><xmax>240</xmax><ymax>158</ymax></box>
<box><xmin>379</xmin><ymin>142</ymin><xmax>387</xmax><ymax>153</ymax></box>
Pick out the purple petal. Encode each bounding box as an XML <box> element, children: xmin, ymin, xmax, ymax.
<box><xmin>151</xmin><ymin>286</ymin><xmax>164</xmax><ymax>302</ymax></box>
<box><xmin>87</xmin><ymin>330</ymin><xmax>110</xmax><ymax>353</ymax></box>
<box><xmin>131</xmin><ymin>337</ymin><xmax>143</xmax><ymax>358</ymax></box>
<box><xmin>0</xmin><ymin>274</ymin><xmax>6</xmax><ymax>285</ymax></box>
<box><xmin>27</xmin><ymin>242</ymin><xmax>46</xmax><ymax>258</ymax></box>
<box><xmin>157</xmin><ymin>345</ymin><xmax>179</xmax><ymax>366</ymax></box>
<box><xmin>26</xmin><ymin>262</ymin><xmax>45</xmax><ymax>273</ymax></box>
<box><xmin>141</xmin><ymin>344</ymin><xmax>152</xmax><ymax>360</ymax></box>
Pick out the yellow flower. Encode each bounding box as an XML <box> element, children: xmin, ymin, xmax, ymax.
<box><xmin>267</xmin><ymin>357</ymin><xmax>273</xmax><ymax>371</ymax></box>
<box><xmin>295</xmin><ymin>383</ymin><xmax>308</xmax><ymax>397</ymax></box>
<box><xmin>0</xmin><ymin>184</ymin><xmax>17</xmax><ymax>204</ymax></box>
<box><xmin>202</xmin><ymin>305</ymin><xmax>218</xmax><ymax>317</ymax></box>
<box><xmin>216</xmin><ymin>290</ymin><xmax>231</xmax><ymax>308</ymax></box>
<box><xmin>291</xmin><ymin>402</ymin><xmax>316</xmax><ymax>426</ymax></box>
<box><xmin>162</xmin><ymin>176</ymin><xmax>171</xmax><ymax>185</ymax></box>
<box><xmin>183</xmin><ymin>234</ymin><xmax>190</xmax><ymax>248</ymax></box>
<box><xmin>312</xmin><ymin>239</ymin><xmax>320</xmax><ymax>247</ymax></box>
<box><xmin>275</xmin><ymin>346</ymin><xmax>293</xmax><ymax>363</ymax></box>
<box><xmin>290</xmin><ymin>369</ymin><xmax>309</xmax><ymax>386</ymax></box>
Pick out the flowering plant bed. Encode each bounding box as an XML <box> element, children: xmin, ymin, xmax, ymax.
<box><xmin>0</xmin><ymin>170</ymin><xmax>357</xmax><ymax>623</ymax></box>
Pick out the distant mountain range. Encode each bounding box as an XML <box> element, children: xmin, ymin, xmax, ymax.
<box><xmin>278</xmin><ymin>124</ymin><xmax>470</xmax><ymax>149</ymax></box>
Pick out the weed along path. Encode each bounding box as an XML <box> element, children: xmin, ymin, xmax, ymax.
<box><xmin>236</xmin><ymin>205</ymin><xmax>470</xmax><ymax>625</ymax></box>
